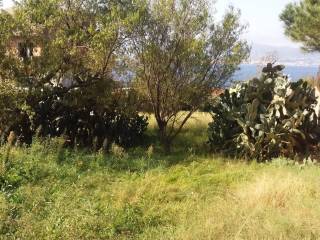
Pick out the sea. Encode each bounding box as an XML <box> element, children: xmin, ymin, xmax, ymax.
<box><xmin>233</xmin><ymin>64</ymin><xmax>319</xmax><ymax>82</ymax></box>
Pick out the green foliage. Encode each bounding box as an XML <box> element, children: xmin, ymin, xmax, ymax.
<box><xmin>209</xmin><ymin>63</ymin><xmax>320</xmax><ymax>160</ymax></box>
<box><xmin>0</xmin><ymin>81</ymin><xmax>148</xmax><ymax>150</ymax></box>
<box><xmin>280</xmin><ymin>0</ymin><xmax>320</xmax><ymax>52</ymax></box>
<box><xmin>32</xmin><ymin>87</ymin><xmax>148</xmax><ymax>149</ymax></box>
<box><xmin>0</xmin><ymin>0</ymin><xmax>148</xmax><ymax>150</ymax></box>
<box><xmin>132</xmin><ymin>0</ymin><xmax>249</xmax><ymax>152</ymax></box>
<box><xmin>0</xmin><ymin>80</ymin><xmax>31</xmax><ymax>145</ymax></box>
<box><xmin>2</xmin><ymin>114</ymin><xmax>320</xmax><ymax>239</ymax></box>
<box><xmin>0</xmin><ymin>0</ymin><xmax>248</xmax><ymax>153</ymax></box>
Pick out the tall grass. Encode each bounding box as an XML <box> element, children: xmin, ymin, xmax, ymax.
<box><xmin>1</xmin><ymin>113</ymin><xmax>320</xmax><ymax>239</ymax></box>
<box><xmin>146</xmin><ymin>111</ymin><xmax>212</xmax><ymax>154</ymax></box>
<box><xmin>171</xmin><ymin>164</ymin><xmax>320</xmax><ymax>240</ymax></box>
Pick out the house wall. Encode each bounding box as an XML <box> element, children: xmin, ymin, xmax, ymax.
<box><xmin>7</xmin><ymin>36</ymin><xmax>41</xmax><ymax>57</ymax></box>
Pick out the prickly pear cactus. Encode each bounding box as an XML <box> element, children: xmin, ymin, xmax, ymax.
<box><xmin>208</xmin><ymin>63</ymin><xmax>320</xmax><ymax>160</ymax></box>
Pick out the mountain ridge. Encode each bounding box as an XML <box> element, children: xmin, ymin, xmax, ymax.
<box><xmin>248</xmin><ymin>43</ymin><xmax>320</xmax><ymax>67</ymax></box>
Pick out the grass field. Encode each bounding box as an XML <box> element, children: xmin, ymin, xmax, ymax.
<box><xmin>1</xmin><ymin>112</ymin><xmax>320</xmax><ymax>239</ymax></box>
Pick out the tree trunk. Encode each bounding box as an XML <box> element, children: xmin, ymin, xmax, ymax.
<box><xmin>158</xmin><ymin>120</ymin><xmax>172</xmax><ymax>154</ymax></box>
<box><xmin>162</xmin><ymin>139</ymin><xmax>172</xmax><ymax>154</ymax></box>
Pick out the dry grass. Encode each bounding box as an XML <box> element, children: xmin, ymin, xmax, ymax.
<box><xmin>168</xmin><ymin>165</ymin><xmax>320</xmax><ymax>240</ymax></box>
<box><xmin>146</xmin><ymin>111</ymin><xmax>212</xmax><ymax>152</ymax></box>
<box><xmin>146</xmin><ymin>111</ymin><xmax>211</xmax><ymax>131</ymax></box>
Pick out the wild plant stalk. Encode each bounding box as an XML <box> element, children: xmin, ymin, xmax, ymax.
<box><xmin>2</xmin><ymin>131</ymin><xmax>15</xmax><ymax>174</ymax></box>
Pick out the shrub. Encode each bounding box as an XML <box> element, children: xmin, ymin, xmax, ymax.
<box><xmin>0</xmin><ymin>85</ymin><xmax>148</xmax><ymax>150</ymax></box>
<box><xmin>31</xmin><ymin>88</ymin><xmax>148</xmax><ymax>150</ymax></box>
<box><xmin>0</xmin><ymin>80</ymin><xmax>32</xmax><ymax>145</ymax></box>
<box><xmin>208</xmin><ymin>63</ymin><xmax>320</xmax><ymax>161</ymax></box>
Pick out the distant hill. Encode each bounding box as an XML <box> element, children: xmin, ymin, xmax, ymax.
<box><xmin>248</xmin><ymin>44</ymin><xmax>320</xmax><ymax>67</ymax></box>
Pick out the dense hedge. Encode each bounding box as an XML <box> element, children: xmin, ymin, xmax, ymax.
<box><xmin>0</xmin><ymin>86</ymin><xmax>148</xmax><ymax>150</ymax></box>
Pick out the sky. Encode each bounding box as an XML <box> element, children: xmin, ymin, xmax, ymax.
<box><xmin>2</xmin><ymin>0</ymin><xmax>298</xmax><ymax>48</ymax></box>
<box><xmin>215</xmin><ymin>0</ymin><xmax>298</xmax><ymax>48</ymax></box>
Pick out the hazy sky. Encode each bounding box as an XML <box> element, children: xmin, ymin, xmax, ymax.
<box><xmin>215</xmin><ymin>0</ymin><xmax>298</xmax><ymax>47</ymax></box>
<box><xmin>2</xmin><ymin>0</ymin><xmax>298</xmax><ymax>47</ymax></box>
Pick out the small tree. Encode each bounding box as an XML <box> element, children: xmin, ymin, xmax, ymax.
<box><xmin>280</xmin><ymin>0</ymin><xmax>320</xmax><ymax>52</ymax></box>
<box><xmin>132</xmin><ymin>0</ymin><xmax>249</xmax><ymax>153</ymax></box>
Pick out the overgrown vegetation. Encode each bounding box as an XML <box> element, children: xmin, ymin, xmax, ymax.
<box><xmin>1</xmin><ymin>115</ymin><xmax>320</xmax><ymax>239</ymax></box>
<box><xmin>0</xmin><ymin>0</ymin><xmax>248</xmax><ymax>153</ymax></box>
<box><xmin>0</xmin><ymin>0</ymin><xmax>148</xmax><ymax>149</ymax></box>
<box><xmin>132</xmin><ymin>0</ymin><xmax>249</xmax><ymax>153</ymax></box>
<box><xmin>209</xmin><ymin>63</ymin><xmax>320</xmax><ymax>160</ymax></box>
<box><xmin>1</xmin><ymin>0</ymin><xmax>320</xmax><ymax>238</ymax></box>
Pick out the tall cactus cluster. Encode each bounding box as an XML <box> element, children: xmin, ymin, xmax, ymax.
<box><xmin>208</xmin><ymin>63</ymin><xmax>320</xmax><ymax>161</ymax></box>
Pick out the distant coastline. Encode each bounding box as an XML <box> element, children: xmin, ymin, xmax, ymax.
<box><xmin>248</xmin><ymin>44</ymin><xmax>320</xmax><ymax>68</ymax></box>
<box><xmin>234</xmin><ymin>64</ymin><xmax>319</xmax><ymax>81</ymax></box>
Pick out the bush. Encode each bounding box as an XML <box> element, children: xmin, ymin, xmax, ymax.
<box><xmin>31</xmin><ymin>89</ymin><xmax>148</xmax><ymax>150</ymax></box>
<box><xmin>0</xmin><ymin>80</ymin><xmax>32</xmax><ymax>145</ymax></box>
<box><xmin>208</xmin><ymin>63</ymin><xmax>320</xmax><ymax>161</ymax></box>
<box><xmin>0</xmin><ymin>84</ymin><xmax>148</xmax><ymax>150</ymax></box>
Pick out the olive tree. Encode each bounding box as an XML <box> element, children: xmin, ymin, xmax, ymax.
<box><xmin>131</xmin><ymin>0</ymin><xmax>250</xmax><ymax>153</ymax></box>
<box><xmin>281</xmin><ymin>0</ymin><xmax>320</xmax><ymax>52</ymax></box>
